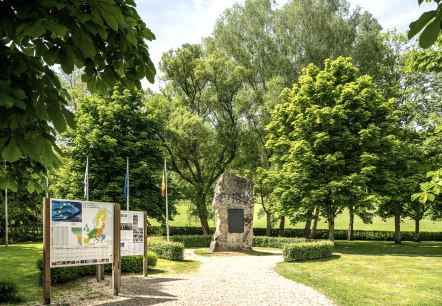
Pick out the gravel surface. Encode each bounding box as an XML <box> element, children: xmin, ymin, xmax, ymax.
<box><xmin>72</xmin><ymin>249</ymin><xmax>334</xmax><ymax>306</ymax></box>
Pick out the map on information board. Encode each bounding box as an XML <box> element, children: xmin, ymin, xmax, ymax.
<box><xmin>50</xmin><ymin>199</ymin><xmax>114</xmax><ymax>268</ymax></box>
<box><xmin>120</xmin><ymin>211</ymin><xmax>145</xmax><ymax>256</ymax></box>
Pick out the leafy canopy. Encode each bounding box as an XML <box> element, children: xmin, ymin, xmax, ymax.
<box><xmin>0</xmin><ymin>0</ymin><xmax>155</xmax><ymax>192</ymax></box>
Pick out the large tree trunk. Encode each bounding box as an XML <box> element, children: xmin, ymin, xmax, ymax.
<box><xmin>413</xmin><ymin>218</ymin><xmax>420</xmax><ymax>242</ymax></box>
<box><xmin>278</xmin><ymin>216</ymin><xmax>285</xmax><ymax>237</ymax></box>
<box><xmin>348</xmin><ymin>206</ymin><xmax>354</xmax><ymax>241</ymax></box>
<box><xmin>328</xmin><ymin>209</ymin><xmax>335</xmax><ymax>242</ymax></box>
<box><xmin>310</xmin><ymin>206</ymin><xmax>320</xmax><ymax>239</ymax></box>
<box><xmin>196</xmin><ymin>191</ymin><xmax>210</xmax><ymax>235</ymax></box>
<box><xmin>394</xmin><ymin>204</ymin><xmax>401</xmax><ymax>244</ymax></box>
<box><xmin>266</xmin><ymin>211</ymin><xmax>272</xmax><ymax>237</ymax></box>
<box><xmin>303</xmin><ymin>219</ymin><xmax>312</xmax><ymax>238</ymax></box>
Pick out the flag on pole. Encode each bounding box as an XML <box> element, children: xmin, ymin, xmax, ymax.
<box><xmin>162</xmin><ymin>162</ymin><xmax>166</xmax><ymax>198</ymax></box>
<box><xmin>84</xmin><ymin>158</ymin><xmax>89</xmax><ymax>200</ymax></box>
<box><xmin>124</xmin><ymin>159</ymin><xmax>129</xmax><ymax>199</ymax></box>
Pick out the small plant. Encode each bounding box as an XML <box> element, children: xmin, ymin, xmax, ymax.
<box><xmin>0</xmin><ymin>279</ymin><xmax>22</xmax><ymax>303</ymax></box>
<box><xmin>283</xmin><ymin>241</ymin><xmax>334</xmax><ymax>261</ymax></box>
<box><xmin>149</xmin><ymin>240</ymin><xmax>184</xmax><ymax>261</ymax></box>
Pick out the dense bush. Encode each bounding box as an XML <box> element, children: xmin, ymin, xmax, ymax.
<box><xmin>168</xmin><ymin>235</ymin><xmax>212</xmax><ymax>247</ymax></box>
<box><xmin>37</xmin><ymin>252</ymin><xmax>157</xmax><ymax>285</ymax></box>
<box><xmin>253</xmin><ymin>236</ymin><xmax>306</xmax><ymax>248</ymax></box>
<box><xmin>283</xmin><ymin>241</ymin><xmax>334</xmax><ymax>262</ymax></box>
<box><xmin>149</xmin><ymin>240</ymin><xmax>184</xmax><ymax>261</ymax></box>
<box><xmin>149</xmin><ymin>226</ymin><xmax>213</xmax><ymax>236</ymax></box>
<box><xmin>149</xmin><ymin>227</ymin><xmax>441</xmax><ymax>241</ymax></box>
<box><xmin>0</xmin><ymin>279</ymin><xmax>22</xmax><ymax>303</ymax></box>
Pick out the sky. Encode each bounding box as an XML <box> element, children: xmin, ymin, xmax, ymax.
<box><xmin>136</xmin><ymin>0</ymin><xmax>437</xmax><ymax>89</ymax></box>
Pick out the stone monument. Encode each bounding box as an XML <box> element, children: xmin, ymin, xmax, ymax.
<box><xmin>209</xmin><ymin>172</ymin><xmax>254</xmax><ymax>252</ymax></box>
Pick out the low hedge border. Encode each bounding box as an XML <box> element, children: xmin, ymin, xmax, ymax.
<box><xmin>253</xmin><ymin>236</ymin><xmax>306</xmax><ymax>248</ymax></box>
<box><xmin>148</xmin><ymin>226</ymin><xmax>442</xmax><ymax>241</ymax></box>
<box><xmin>148</xmin><ymin>240</ymin><xmax>184</xmax><ymax>261</ymax></box>
<box><xmin>283</xmin><ymin>241</ymin><xmax>334</xmax><ymax>262</ymax></box>
<box><xmin>37</xmin><ymin>252</ymin><xmax>157</xmax><ymax>285</ymax></box>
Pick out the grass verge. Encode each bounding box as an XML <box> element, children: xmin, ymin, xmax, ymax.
<box><xmin>0</xmin><ymin>243</ymin><xmax>200</xmax><ymax>305</ymax></box>
<box><xmin>275</xmin><ymin>241</ymin><xmax>442</xmax><ymax>306</ymax></box>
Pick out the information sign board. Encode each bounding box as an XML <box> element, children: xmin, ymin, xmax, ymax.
<box><xmin>50</xmin><ymin>199</ymin><xmax>114</xmax><ymax>268</ymax></box>
<box><xmin>120</xmin><ymin>211</ymin><xmax>145</xmax><ymax>256</ymax></box>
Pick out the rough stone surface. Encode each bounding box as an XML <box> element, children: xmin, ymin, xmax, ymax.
<box><xmin>209</xmin><ymin>172</ymin><xmax>254</xmax><ymax>252</ymax></box>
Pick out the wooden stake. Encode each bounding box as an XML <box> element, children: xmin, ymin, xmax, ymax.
<box><xmin>112</xmin><ymin>203</ymin><xmax>121</xmax><ymax>295</ymax></box>
<box><xmin>42</xmin><ymin>197</ymin><xmax>51</xmax><ymax>305</ymax></box>
<box><xmin>143</xmin><ymin>211</ymin><xmax>148</xmax><ymax>277</ymax></box>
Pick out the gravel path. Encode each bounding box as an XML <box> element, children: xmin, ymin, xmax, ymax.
<box><xmin>74</xmin><ymin>249</ymin><xmax>334</xmax><ymax>306</ymax></box>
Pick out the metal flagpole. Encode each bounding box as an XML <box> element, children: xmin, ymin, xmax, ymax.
<box><xmin>165</xmin><ymin>159</ymin><xmax>169</xmax><ymax>242</ymax></box>
<box><xmin>4</xmin><ymin>161</ymin><xmax>7</xmax><ymax>248</ymax></box>
<box><xmin>85</xmin><ymin>157</ymin><xmax>89</xmax><ymax>201</ymax></box>
<box><xmin>126</xmin><ymin>157</ymin><xmax>129</xmax><ymax>211</ymax></box>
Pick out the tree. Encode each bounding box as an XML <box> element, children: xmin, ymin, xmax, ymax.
<box><xmin>266</xmin><ymin>57</ymin><xmax>395</xmax><ymax>241</ymax></box>
<box><xmin>208</xmin><ymin>0</ymin><xmax>385</xmax><ymax>236</ymax></box>
<box><xmin>0</xmin><ymin>0</ymin><xmax>155</xmax><ymax>192</ymax></box>
<box><xmin>156</xmin><ymin>44</ymin><xmax>247</xmax><ymax>234</ymax></box>
<box><xmin>51</xmin><ymin>84</ymin><xmax>169</xmax><ymax>222</ymax></box>
<box><xmin>375</xmin><ymin>33</ymin><xmax>442</xmax><ymax>243</ymax></box>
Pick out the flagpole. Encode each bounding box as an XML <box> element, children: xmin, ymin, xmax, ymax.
<box><xmin>86</xmin><ymin>157</ymin><xmax>89</xmax><ymax>201</ymax></box>
<box><xmin>126</xmin><ymin>157</ymin><xmax>129</xmax><ymax>211</ymax></box>
<box><xmin>4</xmin><ymin>161</ymin><xmax>8</xmax><ymax>248</ymax></box>
<box><xmin>165</xmin><ymin>159</ymin><xmax>169</xmax><ymax>242</ymax></box>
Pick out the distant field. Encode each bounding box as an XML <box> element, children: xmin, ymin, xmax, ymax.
<box><xmin>149</xmin><ymin>204</ymin><xmax>442</xmax><ymax>232</ymax></box>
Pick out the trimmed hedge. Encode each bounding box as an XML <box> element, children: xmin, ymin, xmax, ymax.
<box><xmin>149</xmin><ymin>240</ymin><xmax>184</xmax><ymax>261</ymax></box>
<box><xmin>283</xmin><ymin>241</ymin><xmax>334</xmax><ymax>262</ymax></box>
<box><xmin>0</xmin><ymin>279</ymin><xmax>22</xmax><ymax>303</ymax></box>
<box><xmin>168</xmin><ymin>235</ymin><xmax>212</xmax><ymax>248</ymax></box>
<box><xmin>148</xmin><ymin>226</ymin><xmax>442</xmax><ymax>241</ymax></box>
<box><xmin>253</xmin><ymin>236</ymin><xmax>306</xmax><ymax>248</ymax></box>
<box><xmin>37</xmin><ymin>252</ymin><xmax>157</xmax><ymax>285</ymax></box>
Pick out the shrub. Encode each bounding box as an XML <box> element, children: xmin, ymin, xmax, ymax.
<box><xmin>37</xmin><ymin>252</ymin><xmax>157</xmax><ymax>285</ymax></box>
<box><xmin>149</xmin><ymin>240</ymin><xmax>184</xmax><ymax>261</ymax></box>
<box><xmin>169</xmin><ymin>235</ymin><xmax>212</xmax><ymax>248</ymax></box>
<box><xmin>253</xmin><ymin>236</ymin><xmax>306</xmax><ymax>248</ymax></box>
<box><xmin>283</xmin><ymin>241</ymin><xmax>334</xmax><ymax>262</ymax></box>
<box><xmin>0</xmin><ymin>279</ymin><xmax>22</xmax><ymax>303</ymax></box>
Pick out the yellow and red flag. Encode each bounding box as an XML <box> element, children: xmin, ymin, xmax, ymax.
<box><xmin>162</xmin><ymin>161</ymin><xmax>166</xmax><ymax>198</ymax></box>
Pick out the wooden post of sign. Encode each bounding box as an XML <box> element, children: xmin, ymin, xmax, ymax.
<box><xmin>112</xmin><ymin>203</ymin><xmax>121</xmax><ymax>295</ymax></box>
<box><xmin>42</xmin><ymin>197</ymin><xmax>51</xmax><ymax>305</ymax></box>
<box><xmin>143</xmin><ymin>211</ymin><xmax>148</xmax><ymax>277</ymax></box>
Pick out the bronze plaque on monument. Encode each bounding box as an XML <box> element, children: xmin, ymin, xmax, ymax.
<box><xmin>228</xmin><ymin>208</ymin><xmax>244</xmax><ymax>233</ymax></box>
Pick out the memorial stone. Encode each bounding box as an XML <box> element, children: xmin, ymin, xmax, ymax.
<box><xmin>209</xmin><ymin>172</ymin><xmax>254</xmax><ymax>251</ymax></box>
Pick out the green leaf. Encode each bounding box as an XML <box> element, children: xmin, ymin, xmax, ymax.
<box><xmin>419</xmin><ymin>191</ymin><xmax>428</xmax><ymax>204</ymax></box>
<box><xmin>62</xmin><ymin>107</ymin><xmax>76</xmax><ymax>129</ymax></box>
<box><xmin>427</xmin><ymin>193</ymin><xmax>436</xmax><ymax>202</ymax></box>
<box><xmin>0</xmin><ymin>94</ymin><xmax>15</xmax><ymax>108</ymax></box>
<box><xmin>1</xmin><ymin>138</ymin><xmax>22</xmax><ymax>162</ymax></box>
<box><xmin>419</xmin><ymin>16</ymin><xmax>442</xmax><ymax>48</ymax></box>
<box><xmin>408</xmin><ymin>11</ymin><xmax>437</xmax><ymax>39</ymax></box>
<box><xmin>51</xmin><ymin>106</ymin><xmax>67</xmax><ymax>133</ymax></box>
<box><xmin>411</xmin><ymin>193</ymin><xmax>421</xmax><ymax>201</ymax></box>
<box><xmin>45</xmin><ymin>20</ymin><xmax>69</xmax><ymax>37</ymax></box>
<box><xmin>16</xmin><ymin>135</ymin><xmax>40</xmax><ymax>162</ymax></box>
<box><xmin>435</xmin><ymin>124</ymin><xmax>442</xmax><ymax>133</ymax></box>
<box><xmin>23</xmin><ymin>20</ymin><xmax>47</xmax><ymax>38</ymax></box>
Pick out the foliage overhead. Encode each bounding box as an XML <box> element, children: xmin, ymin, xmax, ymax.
<box><xmin>0</xmin><ymin>0</ymin><xmax>155</xmax><ymax>192</ymax></box>
<box><xmin>408</xmin><ymin>0</ymin><xmax>442</xmax><ymax>48</ymax></box>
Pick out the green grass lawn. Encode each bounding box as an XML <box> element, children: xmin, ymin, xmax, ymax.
<box><xmin>0</xmin><ymin>243</ymin><xmax>200</xmax><ymax>304</ymax></box>
<box><xmin>276</xmin><ymin>241</ymin><xmax>442</xmax><ymax>306</ymax></box>
<box><xmin>149</xmin><ymin>204</ymin><xmax>442</xmax><ymax>232</ymax></box>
